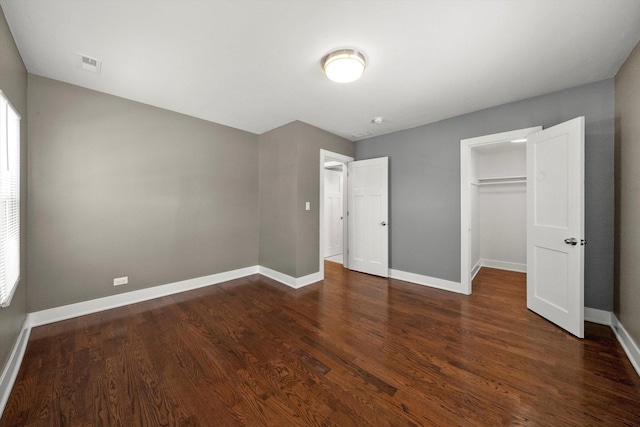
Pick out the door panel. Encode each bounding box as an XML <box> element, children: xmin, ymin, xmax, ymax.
<box><xmin>324</xmin><ymin>169</ymin><xmax>343</xmax><ymax>257</ymax></box>
<box><xmin>348</xmin><ymin>157</ymin><xmax>388</xmax><ymax>277</ymax></box>
<box><xmin>527</xmin><ymin>117</ymin><xmax>584</xmax><ymax>338</ymax></box>
<box><xmin>353</xmin><ymin>194</ymin><xmax>366</xmax><ymax>261</ymax></box>
<box><xmin>533</xmin><ymin>246</ymin><xmax>569</xmax><ymax>311</ymax></box>
<box><xmin>534</xmin><ymin>133</ymin><xmax>569</xmax><ymax>228</ymax></box>
<box><xmin>369</xmin><ymin>194</ymin><xmax>383</xmax><ymax>264</ymax></box>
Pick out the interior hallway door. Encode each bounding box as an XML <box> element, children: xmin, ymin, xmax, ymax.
<box><xmin>348</xmin><ymin>157</ymin><xmax>389</xmax><ymax>277</ymax></box>
<box><xmin>324</xmin><ymin>169</ymin><xmax>343</xmax><ymax>258</ymax></box>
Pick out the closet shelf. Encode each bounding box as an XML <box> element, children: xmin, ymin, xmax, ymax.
<box><xmin>474</xmin><ymin>176</ymin><xmax>527</xmax><ymax>186</ymax></box>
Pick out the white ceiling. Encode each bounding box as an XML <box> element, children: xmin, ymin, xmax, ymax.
<box><xmin>2</xmin><ymin>1</ymin><xmax>640</xmax><ymax>140</ymax></box>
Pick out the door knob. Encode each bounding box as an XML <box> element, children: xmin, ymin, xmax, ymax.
<box><xmin>381</xmin><ymin>221</ymin><xmax>387</xmax><ymax>226</ymax></box>
<box><xmin>564</xmin><ymin>238</ymin><xmax>578</xmax><ymax>246</ymax></box>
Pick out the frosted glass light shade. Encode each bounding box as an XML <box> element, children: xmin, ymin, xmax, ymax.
<box><xmin>323</xmin><ymin>49</ymin><xmax>366</xmax><ymax>83</ymax></box>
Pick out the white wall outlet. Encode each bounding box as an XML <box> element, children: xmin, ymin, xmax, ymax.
<box><xmin>113</xmin><ymin>276</ymin><xmax>128</xmax><ymax>286</ymax></box>
<box><xmin>305</xmin><ymin>202</ymin><xmax>310</xmax><ymax>210</ymax></box>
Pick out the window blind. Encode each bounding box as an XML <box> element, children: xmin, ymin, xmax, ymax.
<box><xmin>0</xmin><ymin>90</ymin><xmax>20</xmax><ymax>308</ymax></box>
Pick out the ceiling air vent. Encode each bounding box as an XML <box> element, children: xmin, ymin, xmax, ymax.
<box><xmin>350</xmin><ymin>130</ymin><xmax>374</xmax><ymax>139</ymax></box>
<box><xmin>78</xmin><ymin>53</ymin><xmax>102</xmax><ymax>74</ymax></box>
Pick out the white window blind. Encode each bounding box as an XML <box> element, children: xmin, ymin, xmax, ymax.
<box><xmin>0</xmin><ymin>90</ymin><xmax>20</xmax><ymax>308</ymax></box>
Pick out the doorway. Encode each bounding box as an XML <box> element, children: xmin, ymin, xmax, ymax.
<box><xmin>319</xmin><ymin>150</ymin><xmax>390</xmax><ymax>280</ymax></box>
<box><xmin>319</xmin><ymin>150</ymin><xmax>353</xmax><ymax>280</ymax></box>
<box><xmin>324</xmin><ymin>162</ymin><xmax>345</xmax><ymax>263</ymax></box>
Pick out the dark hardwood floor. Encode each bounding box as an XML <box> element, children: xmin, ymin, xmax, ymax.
<box><xmin>2</xmin><ymin>263</ymin><xmax>639</xmax><ymax>426</ymax></box>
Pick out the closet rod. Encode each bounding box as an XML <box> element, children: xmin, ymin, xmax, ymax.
<box><xmin>475</xmin><ymin>176</ymin><xmax>526</xmax><ymax>185</ymax></box>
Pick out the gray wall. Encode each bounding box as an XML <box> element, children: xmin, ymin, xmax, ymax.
<box><xmin>614</xmin><ymin>41</ymin><xmax>640</xmax><ymax>345</ymax></box>
<box><xmin>259</xmin><ymin>121</ymin><xmax>352</xmax><ymax>278</ymax></box>
<box><xmin>258</xmin><ymin>123</ymin><xmax>298</xmax><ymax>277</ymax></box>
<box><xmin>295</xmin><ymin>122</ymin><xmax>353</xmax><ymax>277</ymax></box>
<box><xmin>356</xmin><ymin>80</ymin><xmax>615</xmax><ymax>311</ymax></box>
<box><xmin>0</xmin><ymin>7</ymin><xmax>28</xmax><ymax>377</ymax></box>
<box><xmin>27</xmin><ymin>75</ymin><xmax>259</xmax><ymax>312</ymax></box>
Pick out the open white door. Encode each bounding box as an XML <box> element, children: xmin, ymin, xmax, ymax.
<box><xmin>324</xmin><ymin>169</ymin><xmax>343</xmax><ymax>257</ymax></box>
<box><xmin>527</xmin><ymin>117</ymin><xmax>585</xmax><ymax>338</ymax></box>
<box><xmin>348</xmin><ymin>157</ymin><xmax>389</xmax><ymax>277</ymax></box>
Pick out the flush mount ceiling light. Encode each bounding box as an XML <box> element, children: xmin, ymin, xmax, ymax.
<box><xmin>323</xmin><ymin>49</ymin><xmax>366</xmax><ymax>83</ymax></box>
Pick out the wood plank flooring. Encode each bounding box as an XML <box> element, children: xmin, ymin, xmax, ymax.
<box><xmin>2</xmin><ymin>264</ymin><xmax>639</xmax><ymax>426</ymax></box>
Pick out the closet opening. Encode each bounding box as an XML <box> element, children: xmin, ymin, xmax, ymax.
<box><xmin>461</xmin><ymin>119</ymin><xmax>585</xmax><ymax>337</ymax></box>
<box><xmin>460</xmin><ymin>126</ymin><xmax>542</xmax><ymax>295</ymax></box>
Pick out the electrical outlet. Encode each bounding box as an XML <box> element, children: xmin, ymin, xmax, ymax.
<box><xmin>113</xmin><ymin>276</ymin><xmax>128</xmax><ymax>286</ymax></box>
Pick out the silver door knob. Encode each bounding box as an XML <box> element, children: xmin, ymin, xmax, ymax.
<box><xmin>564</xmin><ymin>238</ymin><xmax>578</xmax><ymax>246</ymax></box>
<box><xmin>381</xmin><ymin>221</ymin><xmax>387</xmax><ymax>226</ymax></box>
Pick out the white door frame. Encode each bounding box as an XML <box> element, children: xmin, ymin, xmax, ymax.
<box><xmin>460</xmin><ymin>126</ymin><xmax>542</xmax><ymax>295</ymax></box>
<box><xmin>319</xmin><ymin>149</ymin><xmax>354</xmax><ymax>280</ymax></box>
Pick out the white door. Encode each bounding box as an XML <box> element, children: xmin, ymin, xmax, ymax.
<box><xmin>324</xmin><ymin>169</ymin><xmax>343</xmax><ymax>257</ymax></box>
<box><xmin>348</xmin><ymin>157</ymin><xmax>389</xmax><ymax>277</ymax></box>
<box><xmin>527</xmin><ymin>117</ymin><xmax>585</xmax><ymax>338</ymax></box>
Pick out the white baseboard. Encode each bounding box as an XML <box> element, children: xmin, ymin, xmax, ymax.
<box><xmin>471</xmin><ymin>261</ymin><xmax>481</xmax><ymax>280</ymax></box>
<box><xmin>295</xmin><ymin>271</ymin><xmax>323</xmax><ymax>288</ymax></box>
<box><xmin>258</xmin><ymin>266</ymin><xmax>322</xmax><ymax>289</ymax></box>
<box><xmin>29</xmin><ymin>266</ymin><xmax>259</xmax><ymax>327</ymax></box>
<box><xmin>0</xmin><ymin>315</ymin><xmax>31</xmax><ymax>416</ymax></box>
<box><xmin>480</xmin><ymin>259</ymin><xmax>527</xmax><ymax>273</ymax></box>
<box><xmin>584</xmin><ymin>307</ymin><xmax>612</xmax><ymax>326</ymax></box>
<box><xmin>389</xmin><ymin>269</ymin><xmax>463</xmax><ymax>294</ymax></box>
<box><xmin>612</xmin><ymin>314</ymin><xmax>640</xmax><ymax>378</ymax></box>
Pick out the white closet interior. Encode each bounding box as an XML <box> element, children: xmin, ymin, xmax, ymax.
<box><xmin>470</xmin><ymin>142</ymin><xmax>527</xmax><ymax>279</ymax></box>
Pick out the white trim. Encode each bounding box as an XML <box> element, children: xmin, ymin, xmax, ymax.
<box><xmin>471</xmin><ymin>261</ymin><xmax>481</xmax><ymax>280</ymax></box>
<box><xmin>295</xmin><ymin>271</ymin><xmax>323</xmax><ymax>288</ymax></box>
<box><xmin>258</xmin><ymin>266</ymin><xmax>322</xmax><ymax>289</ymax></box>
<box><xmin>389</xmin><ymin>269</ymin><xmax>464</xmax><ymax>294</ymax></box>
<box><xmin>612</xmin><ymin>314</ymin><xmax>640</xmax><ymax>378</ymax></box>
<box><xmin>460</xmin><ymin>126</ymin><xmax>542</xmax><ymax>295</ymax></box>
<box><xmin>29</xmin><ymin>266</ymin><xmax>259</xmax><ymax>327</ymax></box>
<box><xmin>0</xmin><ymin>315</ymin><xmax>30</xmax><ymax>416</ymax></box>
<box><xmin>0</xmin><ymin>90</ymin><xmax>21</xmax><ymax>120</ymax></box>
<box><xmin>0</xmin><ymin>91</ymin><xmax>21</xmax><ymax>308</ymax></box>
<box><xmin>480</xmin><ymin>259</ymin><xmax>527</xmax><ymax>273</ymax></box>
<box><xmin>319</xmin><ymin>149</ymin><xmax>354</xmax><ymax>282</ymax></box>
<box><xmin>258</xmin><ymin>266</ymin><xmax>296</xmax><ymax>287</ymax></box>
<box><xmin>584</xmin><ymin>307</ymin><xmax>612</xmax><ymax>326</ymax></box>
